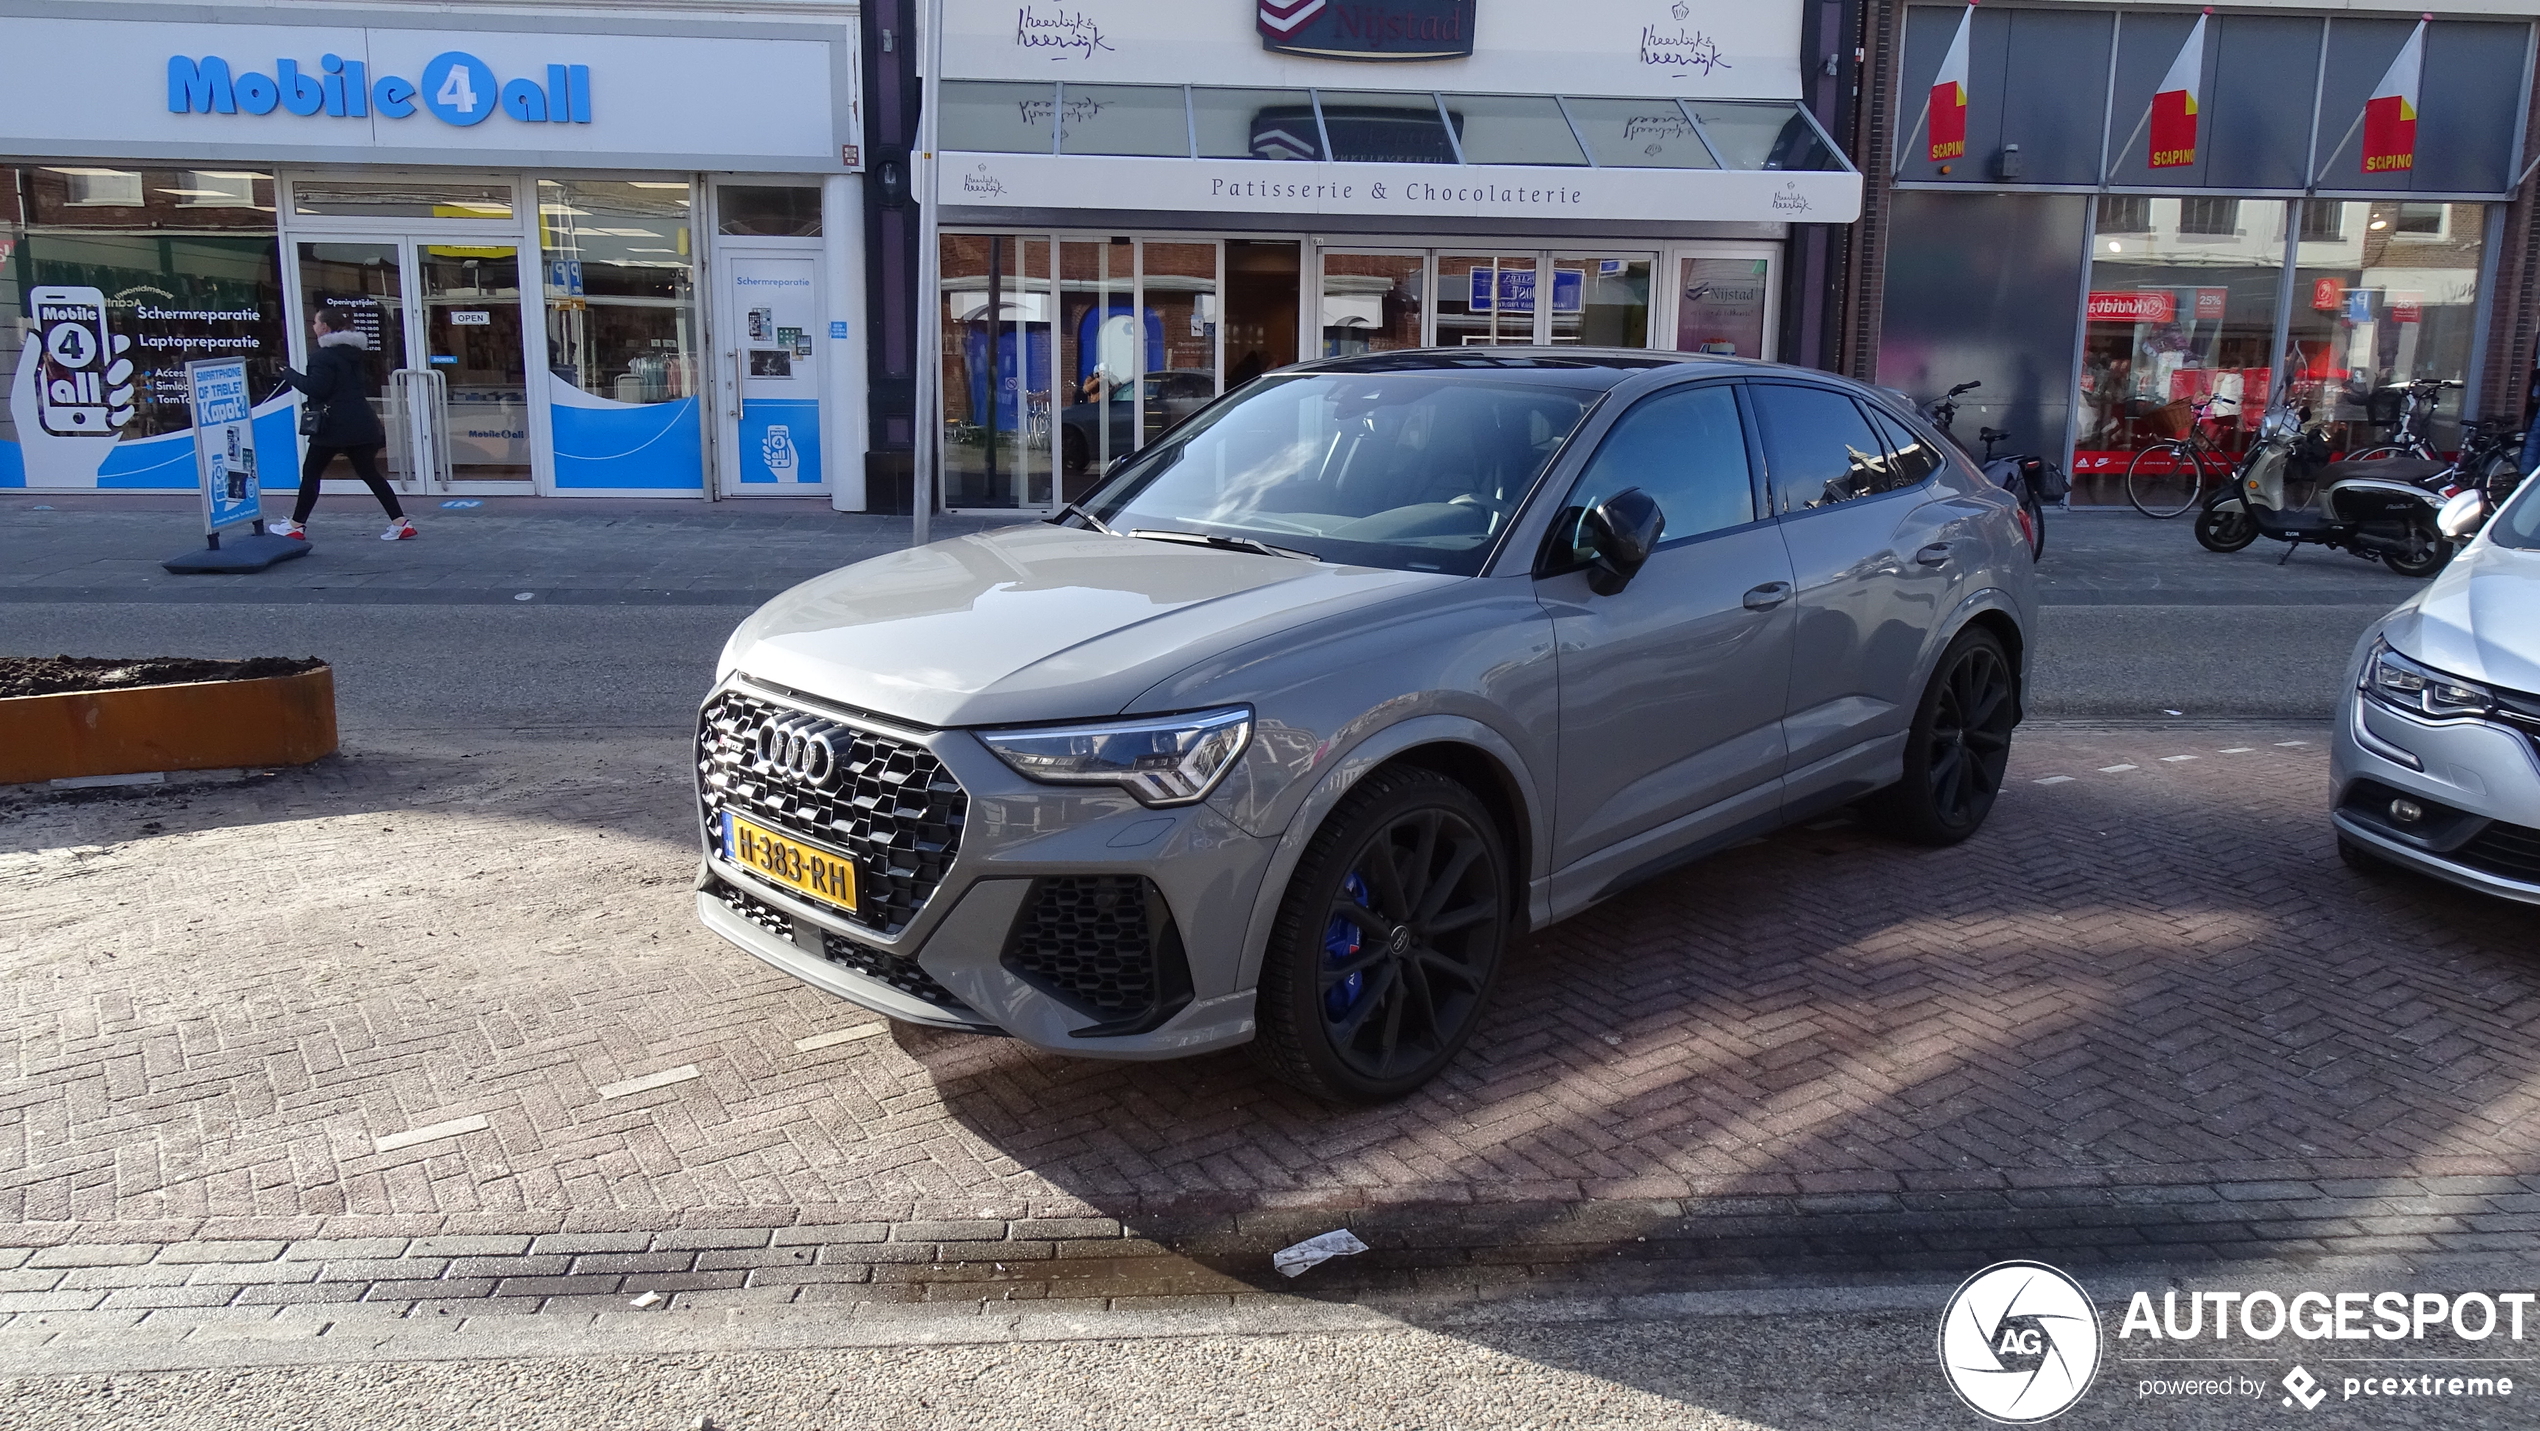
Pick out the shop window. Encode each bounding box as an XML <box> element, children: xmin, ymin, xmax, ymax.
<box><xmin>1192</xmin><ymin>88</ymin><xmax>1324</xmax><ymax>161</ymax></box>
<box><xmin>718</xmin><ymin>186</ymin><xmax>820</xmax><ymax>238</ymax></box>
<box><xmin>2074</xmin><ymin>199</ymin><xmax>2285</xmax><ymax>502</ymax></box>
<box><xmin>1451</xmin><ymin>95</ymin><xmax>1587</xmax><ymax>166</ymax></box>
<box><xmin>2095</xmin><ymin>196</ymin><xmax>2151</xmax><ymax>235</ymax></box>
<box><xmin>1316</xmin><ymin>91</ymin><xmax>1457</xmax><ymax>164</ymax></box>
<box><xmin>2291</xmin><ymin>203</ymin><xmax>2487</xmax><ymax>450</ymax></box>
<box><xmin>22</xmin><ymin>168</ymin><xmax>274</xmax><ymax>228</ymax></box>
<box><xmin>2176</xmin><ymin>197</ymin><xmax>2241</xmax><ymax>237</ymax></box>
<box><xmin>1684</xmin><ymin>102</ymin><xmax>1837</xmax><ymax>171</ymax></box>
<box><xmin>539</xmin><ymin>179</ymin><xmax>697</xmax><ymax>406</ymax></box>
<box><xmin>940</xmin><ymin>81</ymin><xmax>1057</xmax><ymax>153</ymax></box>
<box><xmin>1675</xmin><ymin>257</ymin><xmax>1771</xmax><ymax>357</ymax></box>
<box><xmin>292</xmin><ymin>180</ymin><xmax>513</xmax><ymax>220</ymax></box>
<box><xmin>1058</xmin><ymin>85</ymin><xmax>1192</xmax><ymax>158</ymax></box>
<box><xmin>1550</xmin><ymin>255</ymin><xmax>1650</xmax><ymax>347</ymax></box>
<box><xmin>6</xmin><ymin>168</ymin><xmax>285</xmax><ymax>447</ymax></box>
<box><xmin>1322</xmin><ymin>253</ymin><xmax>1425</xmax><ymax>358</ymax></box>
<box><xmin>59</xmin><ymin>169</ymin><xmax>142</xmax><ymax>207</ymax></box>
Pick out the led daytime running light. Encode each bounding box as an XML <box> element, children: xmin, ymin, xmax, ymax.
<box><xmin>982</xmin><ymin>707</ymin><xmax>1253</xmax><ymax>807</ymax></box>
<box><xmin>2363</xmin><ymin>641</ymin><xmax>2495</xmax><ymax>721</ymax></box>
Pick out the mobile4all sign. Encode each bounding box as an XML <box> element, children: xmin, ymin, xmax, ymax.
<box><xmin>169</xmin><ymin>52</ymin><xmax>591</xmax><ymax>127</ymax></box>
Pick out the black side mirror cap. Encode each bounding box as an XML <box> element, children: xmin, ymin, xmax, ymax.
<box><xmin>1584</xmin><ymin>487</ymin><xmax>1664</xmax><ymax>595</ymax></box>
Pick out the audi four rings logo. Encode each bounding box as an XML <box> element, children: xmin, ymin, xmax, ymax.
<box><xmin>1939</xmin><ymin>1261</ymin><xmax>2103</xmax><ymax>1422</ymax></box>
<box><xmin>754</xmin><ymin>717</ymin><xmax>843</xmax><ymax>788</ymax></box>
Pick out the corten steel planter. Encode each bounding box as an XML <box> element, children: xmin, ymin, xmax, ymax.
<box><xmin>0</xmin><ymin>666</ymin><xmax>337</xmax><ymax>784</ymax></box>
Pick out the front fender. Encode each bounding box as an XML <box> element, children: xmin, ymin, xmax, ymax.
<box><xmin>1227</xmin><ymin>714</ymin><xmax>1550</xmax><ymax>997</ymax></box>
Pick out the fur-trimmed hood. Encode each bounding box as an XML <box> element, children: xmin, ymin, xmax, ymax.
<box><xmin>316</xmin><ymin>329</ymin><xmax>370</xmax><ymax>351</ymax></box>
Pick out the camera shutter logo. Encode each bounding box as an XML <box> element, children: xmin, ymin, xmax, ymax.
<box><xmin>1937</xmin><ymin>1261</ymin><xmax>2102</xmax><ymax>1423</ymax></box>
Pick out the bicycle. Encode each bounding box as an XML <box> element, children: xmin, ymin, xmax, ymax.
<box><xmin>2347</xmin><ymin>378</ymin><xmax>2458</xmax><ymax>462</ymax></box>
<box><xmin>2125</xmin><ymin>393</ymin><xmax>2239</xmax><ymax>518</ymax></box>
<box><xmin>1925</xmin><ymin>380</ymin><xmax>2051</xmax><ymax>561</ymax></box>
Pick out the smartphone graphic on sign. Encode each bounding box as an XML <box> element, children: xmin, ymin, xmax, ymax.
<box><xmin>33</xmin><ymin>286</ymin><xmax>115</xmax><ymax>437</ymax></box>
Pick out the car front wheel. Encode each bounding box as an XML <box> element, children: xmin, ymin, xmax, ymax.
<box><xmin>1254</xmin><ymin>766</ymin><xmax>1510</xmax><ymax>1103</ymax></box>
<box><xmin>1864</xmin><ymin>627</ymin><xmax>2018</xmax><ymax>846</ymax></box>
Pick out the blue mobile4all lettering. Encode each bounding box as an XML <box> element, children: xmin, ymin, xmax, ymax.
<box><xmin>168</xmin><ymin>52</ymin><xmax>591</xmax><ymax>125</ymax></box>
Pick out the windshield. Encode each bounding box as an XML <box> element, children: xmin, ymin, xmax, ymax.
<box><xmin>2491</xmin><ymin>475</ymin><xmax>2540</xmax><ymax>551</ymax></box>
<box><xmin>1076</xmin><ymin>372</ymin><xmax>1601</xmax><ymax>574</ymax></box>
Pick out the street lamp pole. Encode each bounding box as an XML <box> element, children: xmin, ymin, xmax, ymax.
<box><xmin>911</xmin><ymin>0</ymin><xmax>946</xmax><ymax>548</ymax></box>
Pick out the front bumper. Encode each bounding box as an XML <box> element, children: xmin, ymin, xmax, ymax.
<box><xmin>2331</xmin><ymin>688</ymin><xmax>2540</xmax><ymax>906</ymax></box>
<box><xmin>693</xmin><ymin>676</ymin><xmax>1276</xmax><ymax>1058</ymax></box>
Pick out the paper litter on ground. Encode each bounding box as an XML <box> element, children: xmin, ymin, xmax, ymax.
<box><xmin>1272</xmin><ymin>1228</ymin><xmax>1369</xmax><ymax>1278</ymax></box>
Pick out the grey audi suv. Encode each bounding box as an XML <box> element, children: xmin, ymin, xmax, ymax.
<box><xmin>696</xmin><ymin>350</ymin><xmax>2039</xmax><ymax>1100</ymax></box>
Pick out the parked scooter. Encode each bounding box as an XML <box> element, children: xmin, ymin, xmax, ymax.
<box><xmin>1923</xmin><ymin>380</ymin><xmax>2059</xmax><ymax>561</ymax></box>
<box><xmin>2194</xmin><ymin>403</ymin><xmax>2453</xmax><ymax>577</ymax></box>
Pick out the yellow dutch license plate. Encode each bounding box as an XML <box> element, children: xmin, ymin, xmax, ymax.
<box><xmin>722</xmin><ymin>812</ymin><xmax>859</xmax><ymax>912</ymax></box>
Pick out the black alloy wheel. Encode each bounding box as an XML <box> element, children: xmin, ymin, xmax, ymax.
<box><xmin>1255</xmin><ymin>767</ymin><xmax>1509</xmax><ymax>1103</ymax></box>
<box><xmin>1865</xmin><ymin>628</ymin><xmax>2018</xmax><ymax>846</ymax></box>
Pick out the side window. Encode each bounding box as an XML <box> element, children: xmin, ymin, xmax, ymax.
<box><xmin>1869</xmin><ymin>409</ymin><xmax>1946</xmax><ymax>490</ymax></box>
<box><xmin>1751</xmin><ymin>384</ymin><xmax>1894</xmax><ymax>511</ymax></box>
<box><xmin>1551</xmin><ymin>384</ymin><xmax>1754</xmax><ymax>565</ymax></box>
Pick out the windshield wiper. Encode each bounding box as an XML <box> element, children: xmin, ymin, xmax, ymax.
<box><xmin>1129</xmin><ymin>528</ymin><xmax>1319</xmax><ymax>561</ymax></box>
<box><xmin>1055</xmin><ymin>501</ymin><xmax>1115</xmax><ymax>535</ymax></box>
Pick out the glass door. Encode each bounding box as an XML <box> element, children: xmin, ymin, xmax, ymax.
<box><xmin>1138</xmin><ymin>242</ymin><xmax>1221</xmax><ymax>454</ymax></box>
<box><xmin>293</xmin><ymin>240</ymin><xmax>412</xmax><ymax>484</ymax></box>
<box><xmin>416</xmin><ymin>242</ymin><xmax>530</xmax><ymax>483</ymax></box>
<box><xmin>1550</xmin><ymin>255</ymin><xmax>1653</xmax><ymax>347</ymax></box>
<box><xmin>1056</xmin><ymin>238</ymin><xmax>1132</xmax><ymax>500</ymax></box>
<box><xmin>1436</xmin><ymin>254</ymin><xmax>1540</xmax><ymax>345</ymax></box>
<box><xmin>1319</xmin><ymin>252</ymin><xmax>1427</xmax><ymax>358</ymax></box>
<box><xmin>940</xmin><ymin>234</ymin><xmax>1052</xmax><ymax>510</ymax></box>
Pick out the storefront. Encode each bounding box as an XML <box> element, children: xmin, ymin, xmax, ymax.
<box><xmin>1874</xmin><ymin>3</ymin><xmax>2532</xmax><ymax>504</ymax></box>
<box><xmin>0</xmin><ymin>2</ymin><xmax>868</xmax><ymax>503</ymax></box>
<box><xmin>928</xmin><ymin>0</ymin><xmax>1859</xmax><ymax>512</ymax></box>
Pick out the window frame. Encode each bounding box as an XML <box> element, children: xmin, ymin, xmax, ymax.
<box><xmin>1531</xmin><ymin>377</ymin><xmax>1771</xmax><ymax>577</ymax></box>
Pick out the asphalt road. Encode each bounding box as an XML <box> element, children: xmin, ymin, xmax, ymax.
<box><xmin>0</xmin><ymin>506</ymin><xmax>2423</xmax><ymax>729</ymax></box>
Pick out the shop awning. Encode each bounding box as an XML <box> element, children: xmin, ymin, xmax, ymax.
<box><xmin>936</xmin><ymin>83</ymin><xmax>1861</xmax><ymax>226</ymax></box>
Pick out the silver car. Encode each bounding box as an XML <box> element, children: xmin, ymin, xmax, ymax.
<box><xmin>695</xmin><ymin>351</ymin><xmax>2039</xmax><ymax>1100</ymax></box>
<box><xmin>2334</xmin><ymin>475</ymin><xmax>2540</xmax><ymax>904</ymax></box>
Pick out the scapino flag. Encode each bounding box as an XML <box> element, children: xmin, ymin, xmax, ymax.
<box><xmin>2362</xmin><ymin>19</ymin><xmax>2426</xmax><ymax>174</ymax></box>
<box><xmin>1929</xmin><ymin>5</ymin><xmax>1974</xmax><ymax>162</ymax></box>
<box><xmin>2148</xmin><ymin>15</ymin><xmax>2207</xmax><ymax>168</ymax></box>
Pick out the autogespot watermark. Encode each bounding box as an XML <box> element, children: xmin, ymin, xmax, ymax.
<box><xmin>1939</xmin><ymin>1263</ymin><xmax>2537</xmax><ymax>1422</ymax></box>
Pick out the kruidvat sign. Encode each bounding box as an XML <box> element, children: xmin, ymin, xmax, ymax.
<box><xmin>1257</xmin><ymin>0</ymin><xmax>1476</xmax><ymax>61</ymax></box>
<box><xmin>168</xmin><ymin>51</ymin><xmax>593</xmax><ymax>127</ymax></box>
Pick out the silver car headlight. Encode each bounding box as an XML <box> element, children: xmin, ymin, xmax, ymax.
<box><xmin>2362</xmin><ymin>640</ymin><xmax>2495</xmax><ymax>721</ymax></box>
<box><xmin>981</xmin><ymin>707</ymin><xmax>1253</xmax><ymax>807</ymax></box>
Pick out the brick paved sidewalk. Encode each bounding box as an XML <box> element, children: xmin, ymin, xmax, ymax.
<box><xmin>4</xmin><ymin>723</ymin><xmax>2537</xmax><ymax>1331</ymax></box>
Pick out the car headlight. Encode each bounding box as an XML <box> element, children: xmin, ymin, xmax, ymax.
<box><xmin>2362</xmin><ymin>641</ymin><xmax>2495</xmax><ymax>720</ymax></box>
<box><xmin>980</xmin><ymin>707</ymin><xmax>1253</xmax><ymax>806</ymax></box>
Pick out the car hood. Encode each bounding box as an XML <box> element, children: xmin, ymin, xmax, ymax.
<box><xmin>720</xmin><ymin>522</ymin><xmax>1452</xmax><ymax>727</ymax></box>
<box><xmin>2383</xmin><ymin>538</ymin><xmax>2540</xmax><ymax>695</ymax></box>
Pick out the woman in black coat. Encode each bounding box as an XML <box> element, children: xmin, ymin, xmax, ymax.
<box><xmin>274</xmin><ymin>307</ymin><xmax>412</xmax><ymax>540</ymax></box>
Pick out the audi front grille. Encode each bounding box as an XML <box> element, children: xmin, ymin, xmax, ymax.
<box><xmin>698</xmin><ymin>685</ymin><xmax>967</xmax><ymax>935</ymax></box>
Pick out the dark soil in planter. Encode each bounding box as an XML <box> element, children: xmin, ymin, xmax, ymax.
<box><xmin>1</xmin><ymin>655</ymin><xmax>328</xmax><ymax>700</ymax></box>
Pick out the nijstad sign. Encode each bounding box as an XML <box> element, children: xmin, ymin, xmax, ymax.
<box><xmin>168</xmin><ymin>51</ymin><xmax>592</xmax><ymax>127</ymax></box>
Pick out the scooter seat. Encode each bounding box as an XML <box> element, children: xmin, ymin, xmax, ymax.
<box><xmin>2322</xmin><ymin>457</ymin><xmax>2447</xmax><ymax>485</ymax></box>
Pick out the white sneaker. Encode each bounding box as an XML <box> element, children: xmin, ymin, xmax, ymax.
<box><xmin>271</xmin><ymin>519</ymin><xmax>307</xmax><ymax>540</ymax></box>
<box><xmin>380</xmin><ymin>517</ymin><xmax>418</xmax><ymax>541</ymax></box>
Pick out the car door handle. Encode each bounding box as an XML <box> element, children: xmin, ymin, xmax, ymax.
<box><xmin>1915</xmin><ymin>543</ymin><xmax>1953</xmax><ymax>567</ymax></box>
<box><xmin>1743</xmin><ymin>582</ymin><xmax>1792</xmax><ymax>611</ymax></box>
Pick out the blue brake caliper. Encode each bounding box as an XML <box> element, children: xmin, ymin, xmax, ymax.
<box><xmin>1323</xmin><ymin>871</ymin><xmax>1371</xmax><ymax>1019</ymax></box>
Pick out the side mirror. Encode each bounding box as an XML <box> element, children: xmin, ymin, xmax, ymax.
<box><xmin>2438</xmin><ymin>488</ymin><xmax>2492</xmax><ymax>541</ymax></box>
<box><xmin>1583</xmin><ymin>487</ymin><xmax>1665</xmax><ymax>595</ymax></box>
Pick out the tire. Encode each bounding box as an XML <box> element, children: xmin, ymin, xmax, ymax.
<box><xmin>2021</xmin><ymin>490</ymin><xmax>2047</xmax><ymax>561</ymax></box>
<box><xmin>1861</xmin><ymin>628</ymin><xmax>2018</xmax><ymax>847</ymax></box>
<box><xmin>1253</xmin><ymin>766</ymin><xmax>1511</xmax><ymax>1103</ymax></box>
<box><xmin>2126</xmin><ymin>444</ymin><xmax>2205</xmax><ymax>518</ymax></box>
<box><xmin>2383</xmin><ymin>519</ymin><xmax>2451</xmax><ymax>578</ymax></box>
<box><xmin>2194</xmin><ymin>500</ymin><xmax>2259</xmax><ymax>553</ymax></box>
